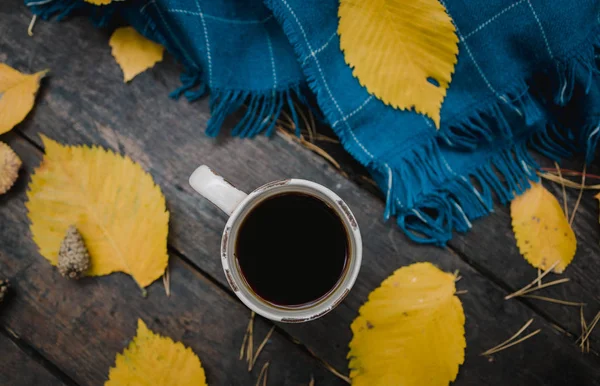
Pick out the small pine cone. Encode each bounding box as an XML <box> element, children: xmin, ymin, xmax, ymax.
<box><xmin>58</xmin><ymin>226</ymin><xmax>90</xmax><ymax>279</ymax></box>
<box><xmin>0</xmin><ymin>142</ymin><xmax>22</xmax><ymax>195</ymax></box>
<box><xmin>0</xmin><ymin>279</ymin><xmax>9</xmax><ymax>303</ymax></box>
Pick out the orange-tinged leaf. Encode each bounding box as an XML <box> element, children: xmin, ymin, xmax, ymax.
<box><xmin>109</xmin><ymin>27</ymin><xmax>165</xmax><ymax>82</ymax></box>
<box><xmin>338</xmin><ymin>0</ymin><xmax>459</xmax><ymax>128</ymax></box>
<box><xmin>106</xmin><ymin>319</ymin><xmax>207</xmax><ymax>386</ymax></box>
<box><xmin>84</xmin><ymin>0</ymin><xmax>112</xmax><ymax>5</ymax></box>
<box><xmin>348</xmin><ymin>262</ymin><xmax>465</xmax><ymax>386</ymax></box>
<box><xmin>511</xmin><ymin>182</ymin><xmax>576</xmax><ymax>273</ymax></box>
<box><xmin>0</xmin><ymin>63</ymin><xmax>47</xmax><ymax>134</ymax></box>
<box><xmin>26</xmin><ymin>136</ymin><xmax>169</xmax><ymax>288</ymax></box>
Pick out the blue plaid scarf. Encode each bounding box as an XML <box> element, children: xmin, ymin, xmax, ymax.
<box><xmin>28</xmin><ymin>0</ymin><xmax>600</xmax><ymax>245</ymax></box>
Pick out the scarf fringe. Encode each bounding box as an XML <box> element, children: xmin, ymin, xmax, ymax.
<box><xmin>204</xmin><ymin>86</ymin><xmax>304</xmax><ymax>138</ymax></box>
<box><xmin>27</xmin><ymin>0</ymin><xmax>306</xmax><ymax>139</ymax></box>
<box><xmin>27</xmin><ymin>0</ymin><xmax>116</xmax><ymax>26</ymax></box>
<box><xmin>27</xmin><ymin>0</ymin><xmax>600</xmax><ymax>245</ymax></box>
<box><xmin>267</xmin><ymin>0</ymin><xmax>600</xmax><ymax>245</ymax></box>
<box><xmin>390</xmin><ymin>32</ymin><xmax>600</xmax><ymax>245</ymax></box>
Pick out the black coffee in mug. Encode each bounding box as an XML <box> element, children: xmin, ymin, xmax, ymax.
<box><xmin>235</xmin><ymin>192</ymin><xmax>349</xmax><ymax>306</ymax></box>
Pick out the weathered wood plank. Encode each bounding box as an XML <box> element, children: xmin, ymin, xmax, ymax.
<box><xmin>0</xmin><ymin>134</ymin><xmax>343</xmax><ymax>385</ymax></box>
<box><xmin>449</xmin><ymin>156</ymin><xmax>600</xmax><ymax>343</ymax></box>
<box><xmin>0</xmin><ymin>330</ymin><xmax>68</xmax><ymax>386</ymax></box>
<box><xmin>1</xmin><ymin>1</ymin><xmax>600</xmax><ymax>384</ymax></box>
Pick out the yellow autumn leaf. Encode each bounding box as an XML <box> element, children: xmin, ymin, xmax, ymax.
<box><xmin>26</xmin><ymin>136</ymin><xmax>169</xmax><ymax>288</ymax></box>
<box><xmin>0</xmin><ymin>63</ymin><xmax>47</xmax><ymax>134</ymax></box>
<box><xmin>348</xmin><ymin>262</ymin><xmax>465</xmax><ymax>386</ymax></box>
<box><xmin>84</xmin><ymin>0</ymin><xmax>112</xmax><ymax>5</ymax></box>
<box><xmin>511</xmin><ymin>182</ymin><xmax>576</xmax><ymax>273</ymax></box>
<box><xmin>338</xmin><ymin>0</ymin><xmax>458</xmax><ymax>128</ymax></box>
<box><xmin>106</xmin><ymin>319</ymin><xmax>207</xmax><ymax>386</ymax></box>
<box><xmin>109</xmin><ymin>27</ymin><xmax>165</xmax><ymax>82</ymax></box>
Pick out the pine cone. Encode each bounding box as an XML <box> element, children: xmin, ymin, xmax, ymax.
<box><xmin>0</xmin><ymin>279</ymin><xmax>9</xmax><ymax>303</ymax></box>
<box><xmin>0</xmin><ymin>142</ymin><xmax>22</xmax><ymax>195</ymax></box>
<box><xmin>58</xmin><ymin>226</ymin><xmax>90</xmax><ymax>279</ymax></box>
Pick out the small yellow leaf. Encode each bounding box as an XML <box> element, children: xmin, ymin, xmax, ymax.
<box><xmin>84</xmin><ymin>0</ymin><xmax>112</xmax><ymax>4</ymax></box>
<box><xmin>0</xmin><ymin>64</ymin><xmax>47</xmax><ymax>134</ymax></box>
<box><xmin>27</xmin><ymin>136</ymin><xmax>169</xmax><ymax>288</ymax></box>
<box><xmin>0</xmin><ymin>141</ymin><xmax>22</xmax><ymax>194</ymax></box>
<box><xmin>338</xmin><ymin>0</ymin><xmax>458</xmax><ymax>128</ymax></box>
<box><xmin>106</xmin><ymin>319</ymin><xmax>207</xmax><ymax>386</ymax></box>
<box><xmin>348</xmin><ymin>262</ymin><xmax>465</xmax><ymax>386</ymax></box>
<box><xmin>109</xmin><ymin>27</ymin><xmax>165</xmax><ymax>82</ymax></box>
<box><xmin>511</xmin><ymin>182</ymin><xmax>576</xmax><ymax>273</ymax></box>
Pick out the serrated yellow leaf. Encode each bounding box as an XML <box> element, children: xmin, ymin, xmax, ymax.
<box><xmin>106</xmin><ymin>319</ymin><xmax>207</xmax><ymax>386</ymax></box>
<box><xmin>348</xmin><ymin>262</ymin><xmax>465</xmax><ymax>386</ymax></box>
<box><xmin>511</xmin><ymin>182</ymin><xmax>576</xmax><ymax>273</ymax></box>
<box><xmin>109</xmin><ymin>27</ymin><xmax>165</xmax><ymax>82</ymax></box>
<box><xmin>26</xmin><ymin>136</ymin><xmax>169</xmax><ymax>288</ymax></box>
<box><xmin>338</xmin><ymin>0</ymin><xmax>458</xmax><ymax>127</ymax></box>
<box><xmin>0</xmin><ymin>63</ymin><xmax>47</xmax><ymax>134</ymax></box>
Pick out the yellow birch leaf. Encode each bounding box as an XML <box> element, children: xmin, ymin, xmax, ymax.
<box><xmin>348</xmin><ymin>262</ymin><xmax>465</xmax><ymax>386</ymax></box>
<box><xmin>0</xmin><ymin>141</ymin><xmax>22</xmax><ymax>195</ymax></box>
<box><xmin>26</xmin><ymin>136</ymin><xmax>169</xmax><ymax>289</ymax></box>
<box><xmin>84</xmin><ymin>0</ymin><xmax>112</xmax><ymax>5</ymax></box>
<box><xmin>106</xmin><ymin>319</ymin><xmax>207</xmax><ymax>386</ymax></box>
<box><xmin>109</xmin><ymin>27</ymin><xmax>165</xmax><ymax>82</ymax></box>
<box><xmin>338</xmin><ymin>0</ymin><xmax>458</xmax><ymax>128</ymax></box>
<box><xmin>511</xmin><ymin>182</ymin><xmax>576</xmax><ymax>273</ymax></box>
<box><xmin>0</xmin><ymin>63</ymin><xmax>48</xmax><ymax>134</ymax></box>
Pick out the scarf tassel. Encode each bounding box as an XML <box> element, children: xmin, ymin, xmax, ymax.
<box><xmin>384</xmin><ymin>31</ymin><xmax>600</xmax><ymax>245</ymax></box>
<box><xmin>205</xmin><ymin>88</ymin><xmax>304</xmax><ymax>138</ymax></box>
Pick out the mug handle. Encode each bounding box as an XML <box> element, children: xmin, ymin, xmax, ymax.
<box><xmin>189</xmin><ymin>165</ymin><xmax>248</xmax><ymax>216</ymax></box>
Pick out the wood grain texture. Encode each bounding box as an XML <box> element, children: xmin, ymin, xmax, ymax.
<box><xmin>0</xmin><ymin>331</ymin><xmax>67</xmax><ymax>386</ymax></box>
<box><xmin>0</xmin><ymin>0</ymin><xmax>599</xmax><ymax>384</ymax></box>
<box><xmin>0</xmin><ymin>134</ymin><xmax>344</xmax><ymax>385</ymax></box>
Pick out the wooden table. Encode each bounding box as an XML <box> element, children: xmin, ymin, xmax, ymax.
<box><xmin>1</xmin><ymin>1</ymin><xmax>600</xmax><ymax>384</ymax></box>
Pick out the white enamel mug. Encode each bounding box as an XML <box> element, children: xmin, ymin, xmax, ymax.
<box><xmin>189</xmin><ymin>165</ymin><xmax>362</xmax><ymax>323</ymax></box>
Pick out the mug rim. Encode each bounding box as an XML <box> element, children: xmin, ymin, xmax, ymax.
<box><xmin>220</xmin><ymin>179</ymin><xmax>362</xmax><ymax>322</ymax></box>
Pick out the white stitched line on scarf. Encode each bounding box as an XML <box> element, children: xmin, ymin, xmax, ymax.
<box><xmin>142</xmin><ymin>18</ymin><xmax>151</xmax><ymax>35</ymax></box>
<box><xmin>332</xmin><ymin>96</ymin><xmax>373</xmax><ymax>128</ymax></box>
<box><xmin>281</xmin><ymin>0</ymin><xmax>375</xmax><ymax>161</ymax></box>
<box><xmin>141</xmin><ymin>0</ymin><xmax>153</xmax><ymax>13</ymax></box>
<box><xmin>193</xmin><ymin>1</ymin><xmax>212</xmax><ymax>84</ymax></box>
<box><xmin>168</xmin><ymin>9</ymin><xmax>273</xmax><ymax>25</ymax></box>
<box><xmin>147</xmin><ymin>1</ymin><xmax>197</xmax><ymax>68</ymax></box>
<box><xmin>265</xmin><ymin>30</ymin><xmax>277</xmax><ymax>88</ymax></box>
<box><xmin>463</xmin><ymin>0</ymin><xmax>526</xmax><ymax>40</ymax></box>
<box><xmin>439</xmin><ymin>0</ymin><xmax>501</xmax><ymax>97</ymax></box>
<box><xmin>526</xmin><ymin>0</ymin><xmax>554</xmax><ymax>58</ymax></box>
<box><xmin>301</xmin><ymin>31</ymin><xmax>337</xmax><ymax>65</ymax></box>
